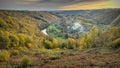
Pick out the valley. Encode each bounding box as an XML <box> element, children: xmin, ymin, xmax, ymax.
<box><xmin>0</xmin><ymin>9</ymin><xmax>120</xmax><ymax>68</ymax></box>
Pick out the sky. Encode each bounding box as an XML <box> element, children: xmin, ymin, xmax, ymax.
<box><xmin>0</xmin><ymin>0</ymin><xmax>120</xmax><ymax>10</ymax></box>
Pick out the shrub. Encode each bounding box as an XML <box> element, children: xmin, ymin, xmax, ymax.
<box><xmin>67</xmin><ymin>38</ymin><xmax>77</xmax><ymax>49</ymax></box>
<box><xmin>17</xmin><ymin>34</ymin><xmax>26</xmax><ymax>46</ymax></box>
<box><xmin>0</xmin><ymin>17</ymin><xmax>7</xmax><ymax>28</ymax></box>
<box><xmin>44</xmin><ymin>40</ymin><xmax>53</xmax><ymax>49</ymax></box>
<box><xmin>21</xmin><ymin>56</ymin><xmax>32</xmax><ymax>66</ymax></box>
<box><xmin>17</xmin><ymin>34</ymin><xmax>31</xmax><ymax>46</ymax></box>
<box><xmin>18</xmin><ymin>46</ymin><xmax>28</xmax><ymax>52</ymax></box>
<box><xmin>79</xmin><ymin>26</ymin><xmax>101</xmax><ymax>49</ymax></box>
<box><xmin>107</xmin><ymin>38</ymin><xmax>120</xmax><ymax>48</ymax></box>
<box><xmin>0</xmin><ymin>50</ymin><xmax>10</xmax><ymax>62</ymax></box>
<box><xmin>49</xmin><ymin>55</ymin><xmax>60</xmax><ymax>60</ymax></box>
<box><xmin>26</xmin><ymin>43</ymin><xmax>33</xmax><ymax>48</ymax></box>
<box><xmin>60</xmin><ymin>38</ymin><xmax>77</xmax><ymax>49</ymax></box>
<box><xmin>94</xmin><ymin>61</ymin><xmax>106</xmax><ymax>66</ymax></box>
<box><xmin>9</xmin><ymin>34</ymin><xmax>19</xmax><ymax>47</ymax></box>
<box><xmin>0</xmin><ymin>31</ymin><xmax>11</xmax><ymax>49</ymax></box>
<box><xmin>10</xmin><ymin>50</ymin><xmax>19</xmax><ymax>56</ymax></box>
<box><xmin>52</xmin><ymin>38</ymin><xmax>58</xmax><ymax>48</ymax></box>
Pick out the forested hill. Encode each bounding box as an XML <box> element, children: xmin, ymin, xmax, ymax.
<box><xmin>49</xmin><ymin>8</ymin><xmax>120</xmax><ymax>26</ymax></box>
<box><xmin>0</xmin><ymin>10</ymin><xmax>58</xmax><ymax>31</ymax></box>
<box><xmin>0</xmin><ymin>10</ymin><xmax>59</xmax><ymax>49</ymax></box>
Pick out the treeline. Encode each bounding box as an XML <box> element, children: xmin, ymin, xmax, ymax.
<box><xmin>0</xmin><ymin>26</ymin><xmax>119</xmax><ymax>50</ymax></box>
<box><xmin>43</xmin><ymin>26</ymin><xmax>120</xmax><ymax>49</ymax></box>
<box><xmin>0</xmin><ymin>10</ymin><xmax>58</xmax><ymax>49</ymax></box>
<box><xmin>0</xmin><ymin>30</ymin><xmax>32</xmax><ymax>49</ymax></box>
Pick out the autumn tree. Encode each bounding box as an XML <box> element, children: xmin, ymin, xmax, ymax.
<box><xmin>0</xmin><ymin>30</ymin><xmax>10</xmax><ymax>49</ymax></box>
<box><xmin>52</xmin><ymin>38</ymin><xmax>58</xmax><ymax>48</ymax></box>
<box><xmin>79</xmin><ymin>25</ymin><xmax>101</xmax><ymax>49</ymax></box>
<box><xmin>9</xmin><ymin>34</ymin><xmax>19</xmax><ymax>47</ymax></box>
<box><xmin>64</xmin><ymin>38</ymin><xmax>77</xmax><ymax>49</ymax></box>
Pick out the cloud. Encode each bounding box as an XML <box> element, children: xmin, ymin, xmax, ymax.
<box><xmin>60</xmin><ymin>0</ymin><xmax>118</xmax><ymax>10</ymax></box>
<box><xmin>0</xmin><ymin>0</ymin><xmax>119</xmax><ymax>10</ymax></box>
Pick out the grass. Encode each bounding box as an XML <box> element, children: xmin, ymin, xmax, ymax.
<box><xmin>50</xmin><ymin>33</ymin><xmax>66</xmax><ymax>41</ymax></box>
<box><xmin>48</xmin><ymin>25</ymin><xmax>61</xmax><ymax>33</ymax></box>
<box><xmin>34</xmin><ymin>48</ymin><xmax>76</xmax><ymax>58</ymax></box>
<box><xmin>111</xmin><ymin>58</ymin><xmax>120</xmax><ymax>63</ymax></box>
<box><xmin>94</xmin><ymin>61</ymin><xmax>106</xmax><ymax>66</ymax></box>
<box><xmin>40</xmin><ymin>47</ymin><xmax>120</xmax><ymax>68</ymax></box>
<box><xmin>0</xmin><ymin>47</ymin><xmax>119</xmax><ymax>68</ymax></box>
<box><xmin>47</xmin><ymin>25</ymin><xmax>67</xmax><ymax>41</ymax></box>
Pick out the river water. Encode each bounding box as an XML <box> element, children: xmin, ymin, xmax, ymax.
<box><xmin>41</xmin><ymin>29</ymin><xmax>48</xmax><ymax>35</ymax></box>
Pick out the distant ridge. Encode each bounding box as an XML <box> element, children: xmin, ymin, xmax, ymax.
<box><xmin>49</xmin><ymin>8</ymin><xmax>120</xmax><ymax>26</ymax></box>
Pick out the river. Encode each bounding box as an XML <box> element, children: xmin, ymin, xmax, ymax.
<box><xmin>41</xmin><ymin>29</ymin><xmax>48</xmax><ymax>35</ymax></box>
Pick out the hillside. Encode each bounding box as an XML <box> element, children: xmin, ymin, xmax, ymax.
<box><xmin>42</xmin><ymin>48</ymin><xmax>120</xmax><ymax>68</ymax></box>
<box><xmin>2</xmin><ymin>9</ymin><xmax>118</xmax><ymax>39</ymax></box>
<box><xmin>0</xmin><ymin>10</ymin><xmax>59</xmax><ymax>42</ymax></box>
<box><xmin>0</xmin><ymin>9</ymin><xmax>120</xmax><ymax>68</ymax></box>
<box><xmin>50</xmin><ymin>8</ymin><xmax>120</xmax><ymax>25</ymax></box>
<box><xmin>46</xmin><ymin>9</ymin><xmax>120</xmax><ymax>39</ymax></box>
<box><xmin>0</xmin><ymin>10</ymin><xmax>59</xmax><ymax>49</ymax></box>
<box><xmin>0</xmin><ymin>10</ymin><xmax>58</xmax><ymax>31</ymax></box>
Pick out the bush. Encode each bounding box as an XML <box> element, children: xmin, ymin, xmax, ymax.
<box><xmin>49</xmin><ymin>55</ymin><xmax>60</xmax><ymax>60</ymax></box>
<box><xmin>52</xmin><ymin>38</ymin><xmax>58</xmax><ymax>48</ymax></box>
<box><xmin>94</xmin><ymin>61</ymin><xmax>106</xmax><ymax>66</ymax></box>
<box><xmin>0</xmin><ymin>30</ymin><xmax>11</xmax><ymax>49</ymax></box>
<box><xmin>10</xmin><ymin>50</ymin><xmax>19</xmax><ymax>56</ymax></box>
<box><xmin>9</xmin><ymin>34</ymin><xmax>19</xmax><ymax>47</ymax></box>
<box><xmin>107</xmin><ymin>38</ymin><xmax>120</xmax><ymax>48</ymax></box>
<box><xmin>21</xmin><ymin>56</ymin><xmax>32</xmax><ymax>66</ymax></box>
<box><xmin>67</xmin><ymin>38</ymin><xmax>77</xmax><ymax>49</ymax></box>
<box><xmin>60</xmin><ymin>39</ymin><xmax>77</xmax><ymax>49</ymax></box>
<box><xmin>17</xmin><ymin>34</ymin><xmax>32</xmax><ymax>47</ymax></box>
<box><xmin>0</xmin><ymin>50</ymin><xmax>10</xmax><ymax>62</ymax></box>
<box><xmin>26</xmin><ymin>43</ymin><xmax>33</xmax><ymax>48</ymax></box>
<box><xmin>79</xmin><ymin>26</ymin><xmax>101</xmax><ymax>49</ymax></box>
<box><xmin>0</xmin><ymin>17</ymin><xmax>7</xmax><ymax>28</ymax></box>
<box><xmin>44</xmin><ymin>40</ymin><xmax>53</xmax><ymax>49</ymax></box>
<box><xmin>18</xmin><ymin>47</ymin><xmax>28</xmax><ymax>52</ymax></box>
